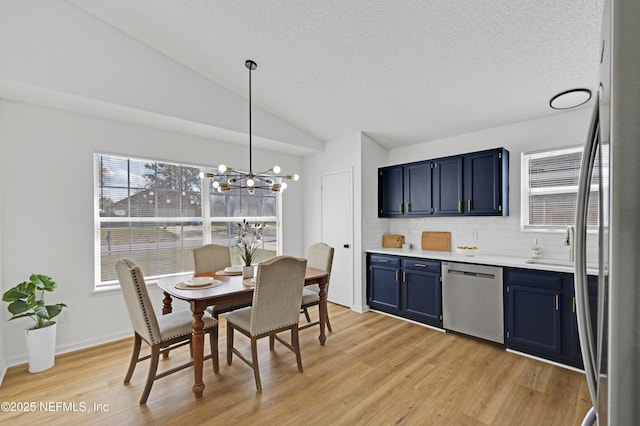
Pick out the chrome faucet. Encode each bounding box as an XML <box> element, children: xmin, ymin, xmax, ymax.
<box><xmin>564</xmin><ymin>225</ymin><xmax>575</xmax><ymax>262</ymax></box>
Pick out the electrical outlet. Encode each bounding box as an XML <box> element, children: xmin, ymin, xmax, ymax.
<box><xmin>471</xmin><ymin>230</ymin><xmax>478</xmax><ymax>241</ymax></box>
<box><xmin>59</xmin><ymin>308</ymin><xmax>70</xmax><ymax>323</ymax></box>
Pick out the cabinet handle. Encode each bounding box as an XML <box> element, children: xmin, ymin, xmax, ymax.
<box><xmin>399</xmin><ymin>203</ymin><xmax>403</xmax><ymax>213</ymax></box>
<box><xmin>572</xmin><ymin>296</ymin><xmax>576</xmax><ymax>313</ymax></box>
<box><xmin>406</xmin><ymin>203</ymin><xmax>409</xmax><ymax>213</ymax></box>
<box><xmin>378</xmin><ymin>259</ymin><xmax>389</xmax><ymax>263</ymax></box>
<box><xmin>415</xmin><ymin>263</ymin><xmax>426</xmax><ymax>267</ymax></box>
<box><xmin>556</xmin><ymin>294</ymin><xmax>559</xmax><ymax>311</ymax></box>
<box><xmin>403</xmin><ymin>271</ymin><xmax>406</xmax><ymax>282</ymax></box>
<box><xmin>458</xmin><ymin>201</ymin><xmax>462</xmax><ymax>213</ymax></box>
<box><xmin>396</xmin><ymin>270</ymin><xmax>399</xmax><ymax>282</ymax></box>
<box><xmin>468</xmin><ymin>200</ymin><xmax>471</xmax><ymax>211</ymax></box>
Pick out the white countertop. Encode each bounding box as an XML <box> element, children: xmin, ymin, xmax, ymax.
<box><xmin>366</xmin><ymin>247</ymin><xmax>600</xmax><ymax>275</ymax></box>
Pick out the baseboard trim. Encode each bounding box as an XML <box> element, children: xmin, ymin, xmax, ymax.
<box><xmin>5</xmin><ymin>330</ymin><xmax>132</xmax><ymax>369</ymax></box>
<box><xmin>505</xmin><ymin>349</ymin><xmax>585</xmax><ymax>374</ymax></box>
<box><xmin>369</xmin><ymin>309</ymin><xmax>446</xmax><ymax>333</ymax></box>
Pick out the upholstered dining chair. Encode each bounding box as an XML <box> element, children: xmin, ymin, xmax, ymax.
<box><xmin>299</xmin><ymin>242</ymin><xmax>335</xmax><ymax>332</ymax></box>
<box><xmin>193</xmin><ymin>244</ymin><xmax>251</xmax><ymax>318</ymax></box>
<box><xmin>225</xmin><ymin>255</ymin><xmax>307</xmax><ymax>392</ymax></box>
<box><xmin>115</xmin><ymin>258</ymin><xmax>219</xmax><ymax>404</ymax></box>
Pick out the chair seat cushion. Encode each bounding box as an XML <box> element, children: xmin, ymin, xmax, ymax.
<box><xmin>224</xmin><ymin>306</ymin><xmax>253</xmax><ymax>330</ymax></box>
<box><xmin>158</xmin><ymin>309</ymin><xmax>217</xmax><ymax>342</ymax></box>
<box><xmin>301</xmin><ymin>288</ymin><xmax>320</xmax><ymax>306</ymax></box>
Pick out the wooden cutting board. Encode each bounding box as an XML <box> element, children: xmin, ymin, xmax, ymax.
<box><xmin>421</xmin><ymin>231</ymin><xmax>451</xmax><ymax>251</ymax></box>
<box><xmin>382</xmin><ymin>234</ymin><xmax>405</xmax><ymax>248</ymax></box>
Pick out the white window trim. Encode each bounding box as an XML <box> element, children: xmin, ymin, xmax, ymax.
<box><xmin>94</xmin><ymin>153</ymin><xmax>281</xmax><ymax>292</ymax></box>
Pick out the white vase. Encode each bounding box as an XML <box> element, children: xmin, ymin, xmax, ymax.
<box><xmin>25</xmin><ymin>321</ymin><xmax>57</xmax><ymax>373</ymax></box>
<box><xmin>242</xmin><ymin>265</ymin><xmax>254</xmax><ymax>278</ymax></box>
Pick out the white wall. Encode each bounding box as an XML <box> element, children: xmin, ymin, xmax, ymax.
<box><xmin>0</xmin><ymin>0</ymin><xmax>313</xmax><ymax>368</ymax></box>
<box><xmin>0</xmin><ymin>0</ymin><xmax>322</xmax><ymax>154</ymax></box>
<box><xmin>0</xmin><ymin>100</ymin><xmax>303</xmax><ymax>365</ymax></box>
<box><xmin>384</xmin><ymin>107</ymin><xmax>598</xmax><ymax>261</ymax></box>
<box><xmin>0</xmin><ymin>162</ymin><xmax>5</xmax><ymax>381</ymax></box>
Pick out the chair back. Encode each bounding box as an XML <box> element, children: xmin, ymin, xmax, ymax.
<box><xmin>115</xmin><ymin>259</ymin><xmax>161</xmax><ymax>345</ymax></box>
<box><xmin>249</xmin><ymin>256</ymin><xmax>307</xmax><ymax>336</ymax></box>
<box><xmin>306</xmin><ymin>242</ymin><xmax>334</xmax><ymax>292</ymax></box>
<box><xmin>194</xmin><ymin>244</ymin><xmax>231</xmax><ymax>274</ymax></box>
<box><xmin>307</xmin><ymin>242</ymin><xmax>334</xmax><ymax>274</ymax></box>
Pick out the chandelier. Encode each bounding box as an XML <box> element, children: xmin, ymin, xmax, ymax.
<box><xmin>200</xmin><ymin>59</ymin><xmax>299</xmax><ymax>194</ymax></box>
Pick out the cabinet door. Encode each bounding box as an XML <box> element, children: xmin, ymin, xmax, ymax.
<box><xmin>463</xmin><ymin>149</ymin><xmax>504</xmax><ymax>215</ymax></box>
<box><xmin>402</xmin><ymin>270</ymin><xmax>442</xmax><ymax>326</ymax></box>
<box><xmin>506</xmin><ymin>284</ymin><xmax>562</xmax><ymax>356</ymax></box>
<box><xmin>568</xmin><ymin>276</ymin><xmax>599</xmax><ymax>366</ymax></box>
<box><xmin>369</xmin><ymin>267</ymin><xmax>400</xmax><ymax>312</ymax></box>
<box><xmin>378</xmin><ymin>166</ymin><xmax>404</xmax><ymax>217</ymax></box>
<box><xmin>433</xmin><ymin>156</ymin><xmax>463</xmax><ymax>215</ymax></box>
<box><xmin>404</xmin><ymin>162</ymin><xmax>433</xmax><ymax>216</ymax></box>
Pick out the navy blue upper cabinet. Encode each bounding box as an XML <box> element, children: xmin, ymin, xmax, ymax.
<box><xmin>404</xmin><ymin>161</ymin><xmax>433</xmax><ymax>216</ymax></box>
<box><xmin>378</xmin><ymin>161</ymin><xmax>434</xmax><ymax>217</ymax></box>
<box><xmin>378</xmin><ymin>165</ymin><xmax>404</xmax><ymax>217</ymax></box>
<box><xmin>433</xmin><ymin>156</ymin><xmax>463</xmax><ymax>215</ymax></box>
<box><xmin>378</xmin><ymin>147</ymin><xmax>509</xmax><ymax>218</ymax></box>
<box><xmin>463</xmin><ymin>148</ymin><xmax>509</xmax><ymax>216</ymax></box>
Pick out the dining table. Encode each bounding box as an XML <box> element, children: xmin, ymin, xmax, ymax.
<box><xmin>156</xmin><ymin>266</ymin><xmax>330</xmax><ymax>398</ymax></box>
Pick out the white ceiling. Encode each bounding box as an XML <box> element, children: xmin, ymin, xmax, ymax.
<box><xmin>65</xmin><ymin>0</ymin><xmax>605</xmax><ymax>150</ymax></box>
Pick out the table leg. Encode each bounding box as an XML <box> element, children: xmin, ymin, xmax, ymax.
<box><xmin>317</xmin><ymin>277</ymin><xmax>328</xmax><ymax>345</ymax></box>
<box><xmin>191</xmin><ymin>301</ymin><xmax>206</xmax><ymax>398</ymax></box>
<box><xmin>162</xmin><ymin>291</ymin><xmax>173</xmax><ymax>315</ymax></box>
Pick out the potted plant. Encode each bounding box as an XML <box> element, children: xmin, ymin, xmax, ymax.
<box><xmin>2</xmin><ymin>274</ymin><xmax>66</xmax><ymax>373</ymax></box>
<box><xmin>236</xmin><ymin>219</ymin><xmax>264</xmax><ymax>278</ymax></box>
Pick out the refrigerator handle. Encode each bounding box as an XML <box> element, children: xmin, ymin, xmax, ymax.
<box><xmin>575</xmin><ymin>101</ymin><xmax>600</xmax><ymax>409</ymax></box>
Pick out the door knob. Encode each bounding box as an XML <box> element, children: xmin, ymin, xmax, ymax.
<box><xmin>343</xmin><ymin>244</ymin><xmax>350</xmax><ymax>248</ymax></box>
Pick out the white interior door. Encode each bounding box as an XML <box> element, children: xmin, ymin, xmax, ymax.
<box><xmin>321</xmin><ymin>169</ymin><xmax>353</xmax><ymax>307</ymax></box>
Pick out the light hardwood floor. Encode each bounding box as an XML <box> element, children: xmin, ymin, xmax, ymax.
<box><xmin>1</xmin><ymin>304</ymin><xmax>591</xmax><ymax>425</ymax></box>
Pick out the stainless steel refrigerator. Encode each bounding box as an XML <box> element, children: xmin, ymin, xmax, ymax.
<box><xmin>574</xmin><ymin>0</ymin><xmax>640</xmax><ymax>424</ymax></box>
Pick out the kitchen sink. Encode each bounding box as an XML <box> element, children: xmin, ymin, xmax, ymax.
<box><xmin>525</xmin><ymin>259</ymin><xmax>601</xmax><ymax>269</ymax></box>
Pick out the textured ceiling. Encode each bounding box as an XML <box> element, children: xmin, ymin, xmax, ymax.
<box><xmin>65</xmin><ymin>0</ymin><xmax>605</xmax><ymax>150</ymax></box>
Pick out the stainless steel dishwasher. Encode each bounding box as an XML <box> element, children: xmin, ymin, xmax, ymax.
<box><xmin>442</xmin><ymin>262</ymin><xmax>504</xmax><ymax>344</ymax></box>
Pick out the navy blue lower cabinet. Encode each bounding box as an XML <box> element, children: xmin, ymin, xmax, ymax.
<box><xmin>568</xmin><ymin>276</ymin><xmax>599</xmax><ymax>368</ymax></box>
<box><xmin>401</xmin><ymin>260</ymin><xmax>442</xmax><ymax>327</ymax></box>
<box><xmin>505</xmin><ymin>267</ymin><xmax>599</xmax><ymax>368</ymax></box>
<box><xmin>506</xmin><ymin>283</ymin><xmax>562</xmax><ymax>357</ymax></box>
<box><xmin>368</xmin><ymin>255</ymin><xmax>401</xmax><ymax>313</ymax></box>
<box><xmin>368</xmin><ymin>254</ymin><xmax>442</xmax><ymax>327</ymax></box>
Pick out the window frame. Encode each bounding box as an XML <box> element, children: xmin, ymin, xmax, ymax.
<box><xmin>520</xmin><ymin>145</ymin><xmax>607</xmax><ymax>232</ymax></box>
<box><xmin>94</xmin><ymin>152</ymin><xmax>281</xmax><ymax>292</ymax></box>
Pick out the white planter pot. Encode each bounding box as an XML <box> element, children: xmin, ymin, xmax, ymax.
<box><xmin>25</xmin><ymin>321</ymin><xmax>57</xmax><ymax>373</ymax></box>
<box><xmin>242</xmin><ymin>265</ymin><xmax>254</xmax><ymax>278</ymax></box>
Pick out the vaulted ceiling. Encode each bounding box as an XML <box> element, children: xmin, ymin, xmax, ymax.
<box><xmin>65</xmin><ymin>0</ymin><xmax>604</xmax><ymax>150</ymax></box>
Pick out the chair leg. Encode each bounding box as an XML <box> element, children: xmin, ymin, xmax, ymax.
<box><xmin>210</xmin><ymin>325</ymin><xmax>219</xmax><ymax>373</ymax></box>
<box><xmin>140</xmin><ymin>345</ymin><xmax>160</xmax><ymax>404</ymax></box>
<box><xmin>226</xmin><ymin>323</ymin><xmax>234</xmax><ymax>365</ymax></box>
<box><xmin>251</xmin><ymin>336</ymin><xmax>262</xmax><ymax>392</ymax></box>
<box><xmin>124</xmin><ymin>334</ymin><xmax>142</xmax><ymax>384</ymax></box>
<box><xmin>326</xmin><ymin>312</ymin><xmax>333</xmax><ymax>332</ymax></box>
<box><xmin>292</xmin><ymin>326</ymin><xmax>303</xmax><ymax>373</ymax></box>
<box><xmin>269</xmin><ymin>335</ymin><xmax>275</xmax><ymax>350</ymax></box>
<box><xmin>303</xmin><ymin>307</ymin><xmax>311</xmax><ymax>323</ymax></box>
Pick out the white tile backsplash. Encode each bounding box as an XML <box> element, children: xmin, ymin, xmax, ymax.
<box><xmin>384</xmin><ymin>216</ymin><xmax>599</xmax><ymax>263</ymax></box>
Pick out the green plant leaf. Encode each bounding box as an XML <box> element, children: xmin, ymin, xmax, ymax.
<box><xmin>30</xmin><ymin>274</ymin><xmax>56</xmax><ymax>292</ymax></box>
<box><xmin>7</xmin><ymin>300</ymin><xmax>32</xmax><ymax>315</ymax></box>
<box><xmin>2</xmin><ymin>282</ymin><xmax>35</xmax><ymax>302</ymax></box>
<box><xmin>35</xmin><ymin>304</ymin><xmax>66</xmax><ymax>320</ymax></box>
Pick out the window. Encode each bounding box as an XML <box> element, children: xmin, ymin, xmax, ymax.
<box><xmin>95</xmin><ymin>153</ymin><xmax>278</xmax><ymax>290</ymax></box>
<box><xmin>521</xmin><ymin>145</ymin><xmax>608</xmax><ymax>230</ymax></box>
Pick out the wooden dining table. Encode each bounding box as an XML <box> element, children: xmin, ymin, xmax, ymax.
<box><xmin>156</xmin><ymin>266</ymin><xmax>329</xmax><ymax>398</ymax></box>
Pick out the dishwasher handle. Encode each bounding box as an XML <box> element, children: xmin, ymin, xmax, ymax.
<box><xmin>446</xmin><ymin>269</ymin><xmax>496</xmax><ymax>280</ymax></box>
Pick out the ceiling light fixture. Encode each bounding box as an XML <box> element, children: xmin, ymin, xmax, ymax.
<box><xmin>199</xmin><ymin>59</ymin><xmax>299</xmax><ymax>194</ymax></box>
<box><xmin>549</xmin><ymin>88</ymin><xmax>592</xmax><ymax>110</ymax></box>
